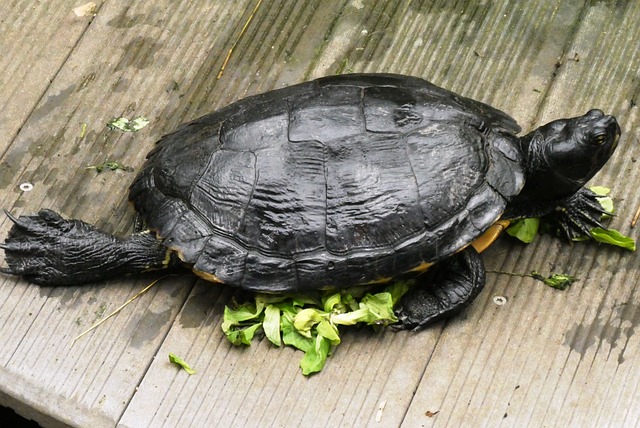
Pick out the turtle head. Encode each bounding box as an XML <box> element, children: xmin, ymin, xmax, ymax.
<box><xmin>520</xmin><ymin>109</ymin><xmax>620</xmax><ymax>201</ymax></box>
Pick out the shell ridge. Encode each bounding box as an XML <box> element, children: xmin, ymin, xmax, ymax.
<box><xmin>232</xmin><ymin>149</ymin><xmax>258</xmax><ymax>238</ymax></box>
<box><xmin>401</xmin><ymin>134</ymin><xmax>426</xmax><ymax>231</ymax></box>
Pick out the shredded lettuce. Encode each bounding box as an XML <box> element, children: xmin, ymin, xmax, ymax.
<box><xmin>222</xmin><ymin>281</ymin><xmax>412</xmax><ymax>375</ymax></box>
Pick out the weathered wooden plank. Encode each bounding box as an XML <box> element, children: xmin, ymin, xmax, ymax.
<box><xmin>0</xmin><ymin>0</ymin><xmax>271</xmax><ymax>426</ymax></box>
<box><xmin>0</xmin><ymin>0</ymin><xmax>96</xmax><ymax>198</ymax></box>
<box><xmin>511</xmin><ymin>2</ymin><xmax>640</xmax><ymax>427</ymax></box>
<box><xmin>120</xmin><ymin>1</ymin><xmax>639</xmax><ymax>427</ymax></box>
<box><xmin>402</xmin><ymin>1</ymin><xmax>640</xmax><ymax>427</ymax></box>
<box><xmin>1</xmin><ymin>0</ymin><xmax>639</xmax><ymax>427</ymax></box>
<box><xmin>119</xmin><ymin>280</ymin><xmax>440</xmax><ymax>427</ymax></box>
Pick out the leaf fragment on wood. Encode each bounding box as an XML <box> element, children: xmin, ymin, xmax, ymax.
<box><xmin>73</xmin><ymin>2</ymin><xmax>97</xmax><ymax>17</ymax></box>
<box><xmin>169</xmin><ymin>353</ymin><xmax>196</xmax><ymax>375</ymax></box>
<box><xmin>631</xmin><ymin>204</ymin><xmax>640</xmax><ymax>227</ymax></box>
<box><xmin>107</xmin><ymin>116</ymin><xmax>150</xmax><ymax>132</ymax></box>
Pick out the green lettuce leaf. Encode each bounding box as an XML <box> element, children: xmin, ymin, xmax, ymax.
<box><xmin>263</xmin><ymin>305</ymin><xmax>282</xmax><ymax>346</ymax></box>
<box><xmin>590</xmin><ymin>227</ymin><xmax>636</xmax><ymax>251</ymax></box>
<box><xmin>221</xmin><ymin>300</ymin><xmax>265</xmax><ymax>333</ymax></box>
<box><xmin>300</xmin><ymin>335</ymin><xmax>331</xmax><ymax>375</ymax></box>
<box><xmin>330</xmin><ymin>307</ymin><xmax>371</xmax><ymax>325</ymax></box>
<box><xmin>225</xmin><ymin>322</ymin><xmax>262</xmax><ymax>346</ymax></box>
<box><xmin>281</xmin><ymin>310</ymin><xmax>314</xmax><ymax>352</ymax></box>
<box><xmin>316</xmin><ymin>319</ymin><xmax>341</xmax><ymax>345</ymax></box>
<box><xmin>168</xmin><ymin>353</ymin><xmax>196</xmax><ymax>375</ymax></box>
<box><xmin>591</xmin><ymin>186</ymin><xmax>614</xmax><ymax>214</ymax></box>
<box><xmin>386</xmin><ymin>280</ymin><xmax>412</xmax><ymax>306</ymax></box>
<box><xmin>293</xmin><ymin>308</ymin><xmax>324</xmax><ymax>337</ymax></box>
<box><xmin>506</xmin><ymin>217</ymin><xmax>540</xmax><ymax>243</ymax></box>
<box><xmin>322</xmin><ymin>292</ymin><xmax>343</xmax><ymax>313</ymax></box>
<box><xmin>360</xmin><ymin>292</ymin><xmax>398</xmax><ymax>325</ymax></box>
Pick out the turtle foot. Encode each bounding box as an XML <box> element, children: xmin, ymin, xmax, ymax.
<box><xmin>394</xmin><ymin>247</ymin><xmax>485</xmax><ymax>330</ymax></box>
<box><xmin>546</xmin><ymin>187</ymin><xmax>609</xmax><ymax>241</ymax></box>
<box><xmin>1</xmin><ymin>209</ymin><xmax>104</xmax><ymax>285</ymax></box>
<box><xmin>1</xmin><ymin>209</ymin><xmax>169</xmax><ymax>286</ymax></box>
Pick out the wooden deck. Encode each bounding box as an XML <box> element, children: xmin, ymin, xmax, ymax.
<box><xmin>1</xmin><ymin>1</ymin><xmax>640</xmax><ymax>426</ymax></box>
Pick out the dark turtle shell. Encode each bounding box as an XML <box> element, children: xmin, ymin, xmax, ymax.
<box><xmin>129</xmin><ymin>74</ymin><xmax>525</xmax><ymax>292</ymax></box>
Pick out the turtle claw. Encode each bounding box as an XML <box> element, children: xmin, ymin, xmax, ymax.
<box><xmin>0</xmin><ymin>235</ymin><xmax>51</xmax><ymax>280</ymax></box>
<box><xmin>3</xmin><ymin>210</ymin><xmax>28</xmax><ymax>232</ymax></box>
<box><xmin>5</xmin><ymin>209</ymin><xmax>35</xmax><ymax>229</ymax></box>
<box><xmin>4</xmin><ymin>209</ymin><xmax>68</xmax><ymax>237</ymax></box>
<box><xmin>547</xmin><ymin>187</ymin><xmax>610</xmax><ymax>241</ymax></box>
<box><xmin>0</xmin><ymin>266</ymin><xmax>14</xmax><ymax>275</ymax></box>
<box><xmin>0</xmin><ymin>241</ymin><xmax>45</xmax><ymax>255</ymax></box>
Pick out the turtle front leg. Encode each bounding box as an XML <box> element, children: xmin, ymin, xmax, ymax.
<box><xmin>395</xmin><ymin>246</ymin><xmax>485</xmax><ymax>330</ymax></box>
<box><xmin>544</xmin><ymin>187</ymin><xmax>609</xmax><ymax>241</ymax></box>
<box><xmin>0</xmin><ymin>209</ymin><xmax>175</xmax><ymax>286</ymax></box>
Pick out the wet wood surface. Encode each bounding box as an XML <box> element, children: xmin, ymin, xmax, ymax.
<box><xmin>1</xmin><ymin>1</ymin><xmax>639</xmax><ymax>427</ymax></box>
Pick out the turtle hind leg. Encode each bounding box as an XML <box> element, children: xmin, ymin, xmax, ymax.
<box><xmin>1</xmin><ymin>209</ymin><xmax>176</xmax><ymax>286</ymax></box>
<box><xmin>394</xmin><ymin>246</ymin><xmax>485</xmax><ymax>330</ymax></box>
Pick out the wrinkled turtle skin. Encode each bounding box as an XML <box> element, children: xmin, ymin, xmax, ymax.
<box><xmin>0</xmin><ymin>74</ymin><xmax>621</xmax><ymax>329</ymax></box>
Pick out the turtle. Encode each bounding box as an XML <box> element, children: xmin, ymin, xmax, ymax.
<box><xmin>0</xmin><ymin>73</ymin><xmax>621</xmax><ymax>329</ymax></box>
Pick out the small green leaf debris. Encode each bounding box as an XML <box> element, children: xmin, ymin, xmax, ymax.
<box><xmin>489</xmin><ymin>270</ymin><xmax>578</xmax><ymax>291</ymax></box>
<box><xmin>107</xmin><ymin>116</ymin><xmax>150</xmax><ymax>132</ymax></box>
<box><xmin>222</xmin><ymin>281</ymin><xmax>412</xmax><ymax>375</ymax></box>
<box><xmin>168</xmin><ymin>353</ymin><xmax>196</xmax><ymax>375</ymax></box>
<box><xmin>529</xmin><ymin>271</ymin><xmax>577</xmax><ymax>290</ymax></box>
<box><xmin>506</xmin><ymin>186</ymin><xmax>635</xmax><ymax>251</ymax></box>
<box><xmin>85</xmin><ymin>160</ymin><xmax>133</xmax><ymax>173</ymax></box>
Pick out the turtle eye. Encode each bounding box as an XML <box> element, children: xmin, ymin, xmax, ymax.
<box><xmin>593</xmin><ymin>133</ymin><xmax>607</xmax><ymax>145</ymax></box>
